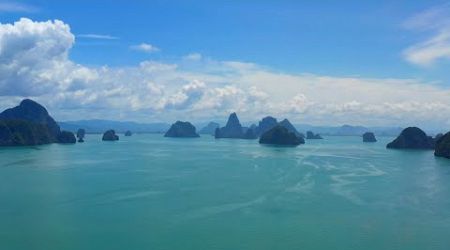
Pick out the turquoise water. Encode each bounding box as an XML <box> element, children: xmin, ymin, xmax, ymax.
<box><xmin>1</xmin><ymin>134</ymin><xmax>449</xmax><ymax>250</ymax></box>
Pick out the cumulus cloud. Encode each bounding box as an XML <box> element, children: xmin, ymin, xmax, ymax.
<box><xmin>1</xmin><ymin>18</ymin><xmax>450</xmax><ymax>129</ymax></box>
<box><xmin>403</xmin><ymin>4</ymin><xmax>450</xmax><ymax>66</ymax></box>
<box><xmin>130</xmin><ymin>43</ymin><xmax>160</xmax><ymax>53</ymax></box>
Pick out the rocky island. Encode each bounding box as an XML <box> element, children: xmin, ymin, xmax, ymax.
<box><xmin>58</xmin><ymin>131</ymin><xmax>77</xmax><ymax>144</ymax></box>
<box><xmin>102</xmin><ymin>130</ymin><xmax>119</xmax><ymax>141</ymax></box>
<box><xmin>164</xmin><ymin>121</ymin><xmax>200</xmax><ymax>138</ymax></box>
<box><xmin>434</xmin><ymin>132</ymin><xmax>450</xmax><ymax>159</ymax></box>
<box><xmin>363</xmin><ymin>132</ymin><xmax>377</xmax><ymax>142</ymax></box>
<box><xmin>256</xmin><ymin>116</ymin><xmax>278</xmax><ymax>136</ymax></box>
<box><xmin>386</xmin><ymin>127</ymin><xmax>434</xmax><ymax>149</ymax></box>
<box><xmin>199</xmin><ymin>122</ymin><xmax>220</xmax><ymax>135</ymax></box>
<box><xmin>259</xmin><ymin>125</ymin><xmax>305</xmax><ymax>146</ymax></box>
<box><xmin>77</xmin><ymin>128</ymin><xmax>86</xmax><ymax>142</ymax></box>
<box><xmin>306</xmin><ymin>131</ymin><xmax>323</xmax><ymax>139</ymax></box>
<box><xmin>279</xmin><ymin>118</ymin><xmax>305</xmax><ymax>138</ymax></box>
<box><xmin>215</xmin><ymin>113</ymin><xmax>256</xmax><ymax>139</ymax></box>
<box><xmin>0</xmin><ymin>99</ymin><xmax>74</xmax><ymax>146</ymax></box>
<box><xmin>125</xmin><ymin>130</ymin><xmax>132</xmax><ymax>136</ymax></box>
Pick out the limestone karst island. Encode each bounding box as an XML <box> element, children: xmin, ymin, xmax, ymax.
<box><xmin>1</xmin><ymin>1</ymin><xmax>450</xmax><ymax>250</ymax></box>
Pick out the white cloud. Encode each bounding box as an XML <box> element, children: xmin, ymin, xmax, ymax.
<box><xmin>130</xmin><ymin>43</ymin><xmax>160</xmax><ymax>53</ymax></box>
<box><xmin>77</xmin><ymin>34</ymin><xmax>119</xmax><ymax>40</ymax></box>
<box><xmin>403</xmin><ymin>4</ymin><xmax>450</xmax><ymax>66</ymax></box>
<box><xmin>1</xmin><ymin>18</ymin><xmax>450</xmax><ymax>129</ymax></box>
<box><xmin>0</xmin><ymin>2</ymin><xmax>37</xmax><ymax>12</ymax></box>
<box><xmin>183</xmin><ymin>53</ymin><xmax>202</xmax><ymax>61</ymax></box>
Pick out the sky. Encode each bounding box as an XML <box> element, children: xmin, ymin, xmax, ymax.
<box><xmin>0</xmin><ymin>0</ymin><xmax>450</xmax><ymax>130</ymax></box>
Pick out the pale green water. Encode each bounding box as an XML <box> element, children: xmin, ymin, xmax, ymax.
<box><xmin>0</xmin><ymin>134</ymin><xmax>449</xmax><ymax>250</ymax></box>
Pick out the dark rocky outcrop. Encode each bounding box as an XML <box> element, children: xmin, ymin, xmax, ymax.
<box><xmin>259</xmin><ymin>125</ymin><xmax>305</xmax><ymax>146</ymax></box>
<box><xmin>58</xmin><ymin>131</ymin><xmax>76</xmax><ymax>144</ymax></box>
<box><xmin>434</xmin><ymin>133</ymin><xmax>444</xmax><ymax>142</ymax></box>
<box><xmin>256</xmin><ymin>116</ymin><xmax>278</xmax><ymax>136</ymax></box>
<box><xmin>362</xmin><ymin>132</ymin><xmax>377</xmax><ymax>142</ymax></box>
<box><xmin>125</xmin><ymin>130</ymin><xmax>132</xmax><ymax>136</ymax></box>
<box><xmin>434</xmin><ymin>132</ymin><xmax>450</xmax><ymax>159</ymax></box>
<box><xmin>0</xmin><ymin>99</ymin><xmax>63</xmax><ymax>146</ymax></box>
<box><xmin>215</xmin><ymin>113</ymin><xmax>245</xmax><ymax>139</ymax></box>
<box><xmin>279</xmin><ymin>119</ymin><xmax>304</xmax><ymax>138</ymax></box>
<box><xmin>164</xmin><ymin>121</ymin><xmax>199</xmax><ymax>138</ymax></box>
<box><xmin>199</xmin><ymin>122</ymin><xmax>220</xmax><ymax>135</ymax></box>
<box><xmin>77</xmin><ymin>128</ymin><xmax>86</xmax><ymax>142</ymax></box>
<box><xmin>306</xmin><ymin>131</ymin><xmax>323</xmax><ymax>139</ymax></box>
<box><xmin>0</xmin><ymin>120</ymin><xmax>55</xmax><ymax>146</ymax></box>
<box><xmin>242</xmin><ymin>127</ymin><xmax>258</xmax><ymax>139</ymax></box>
<box><xmin>386</xmin><ymin>127</ymin><xmax>434</xmax><ymax>149</ymax></box>
<box><xmin>102</xmin><ymin>129</ymin><xmax>119</xmax><ymax>141</ymax></box>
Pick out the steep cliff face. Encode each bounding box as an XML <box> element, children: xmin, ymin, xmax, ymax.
<box><xmin>0</xmin><ymin>99</ymin><xmax>62</xmax><ymax>146</ymax></box>
<box><xmin>215</xmin><ymin>113</ymin><xmax>245</xmax><ymax>139</ymax></box>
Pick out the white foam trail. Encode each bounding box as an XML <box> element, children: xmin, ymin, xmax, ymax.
<box><xmin>329</xmin><ymin>163</ymin><xmax>386</xmax><ymax>205</ymax></box>
<box><xmin>285</xmin><ymin>172</ymin><xmax>315</xmax><ymax>194</ymax></box>
<box><xmin>183</xmin><ymin>196</ymin><xmax>266</xmax><ymax>220</ymax></box>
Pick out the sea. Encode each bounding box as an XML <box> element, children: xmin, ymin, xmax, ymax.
<box><xmin>1</xmin><ymin>134</ymin><xmax>449</xmax><ymax>250</ymax></box>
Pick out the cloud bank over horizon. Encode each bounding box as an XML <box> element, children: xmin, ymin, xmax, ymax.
<box><xmin>0</xmin><ymin>18</ymin><xmax>450</xmax><ymax>129</ymax></box>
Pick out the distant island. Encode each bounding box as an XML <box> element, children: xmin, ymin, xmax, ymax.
<box><xmin>259</xmin><ymin>125</ymin><xmax>305</xmax><ymax>146</ymax></box>
<box><xmin>165</xmin><ymin>121</ymin><xmax>200</xmax><ymax>138</ymax></box>
<box><xmin>102</xmin><ymin>130</ymin><xmax>119</xmax><ymax>141</ymax></box>
<box><xmin>199</xmin><ymin>122</ymin><xmax>220</xmax><ymax>135</ymax></box>
<box><xmin>215</xmin><ymin>113</ymin><xmax>257</xmax><ymax>139</ymax></box>
<box><xmin>387</xmin><ymin>127</ymin><xmax>435</xmax><ymax>150</ymax></box>
<box><xmin>77</xmin><ymin>128</ymin><xmax>86</xmax><ymax>142</ymax></box>
<box><xmin>306</xmin><ymin>131</ymin><xmax>323</xmax><ymax>139</ymax></box>
<box><xmin>363</xmin><ymin>132</ymin><xmax>377</xmax><ymax>142</ymax></box>
<box><xmin>1</xmin><ymin>99</ymin><xmax>449</xmax><ymax>160</ymax></box>
<box><xmin>435</xmin><ymin>132</ymin><xmax>450</xmax><ymax>159</ymax></box>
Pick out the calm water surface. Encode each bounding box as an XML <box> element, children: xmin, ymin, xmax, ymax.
<box><xmin>1</xmin><ymin>134</ymin><xmax>449</xmax><ymax>250</ymax></box>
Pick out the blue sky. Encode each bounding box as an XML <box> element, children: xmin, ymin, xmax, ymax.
<box><xmin>0</xmin><ymin>0</ymin><xmax>450</xmax><ymax>129</ymax></box>
<box><xmin>1</xmin><ymin>0</ymin><xmax>447</xmax><ymax>79</ymax></box>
